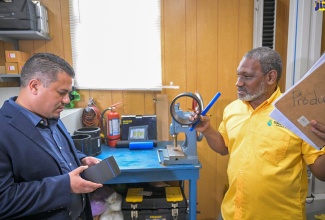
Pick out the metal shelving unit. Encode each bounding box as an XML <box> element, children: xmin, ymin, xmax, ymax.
<box><xmin>0</xmin><ymin>30</ymin><xmax>50</xmax><ymax>40</ymax></box>
<box><xmin>0</xmin><ymin>30</ymin><xmax>50</xmax><ymax>49</ymax></box>
<box><xmin>0</xmin><ymin>74</ymin><xmax>20</xmax><ymax>83</ymax></box>
<box><xmin>0</xmin><ymin>30</ymin><xmax>50</xmax><ymax>82</ymax></box>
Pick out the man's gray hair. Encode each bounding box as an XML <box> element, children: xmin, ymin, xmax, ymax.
<box><xmin>244</xmin><ymin>47</ymin><xmax>282</xmax><ymax>82</ymax></box>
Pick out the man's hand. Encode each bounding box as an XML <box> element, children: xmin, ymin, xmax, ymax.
<box><xmin>194</xmin><ymin>115</ymin><xmax>211</xmax><ymax>133</ymax></box>
<box><xmin>69</xmin><ymin>166</ymin><xmax>103</xmax><ymax>194</ymax></box>
<box><xmin>189</xmin><ymin>110</ymin><xmax>211</xmax><ymax>133</ymax></box>
<box><xmin>81</xmin><ymin>156</ymin><xmax>101</xmax><ymax>166</ymax></box>
<box><xmin>311</xmin><ymin>120</ymin><xmax>325</xmax><ymax>141</ymax></box>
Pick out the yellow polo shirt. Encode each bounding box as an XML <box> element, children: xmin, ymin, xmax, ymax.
<box><xmin>219</xmin><ymin>87</ymin><xmax>325</xmax><ymax>220</ymax></box>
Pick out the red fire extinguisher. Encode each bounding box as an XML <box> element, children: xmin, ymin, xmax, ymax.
<box><xmin>101</xmin><ymin>102</ymin><xmax>122</xmax><ymax>147</ymax></box>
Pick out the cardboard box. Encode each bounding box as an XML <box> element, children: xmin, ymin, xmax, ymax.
<box><xmin>271</xmin><ymin>53</ymin><xmax>325</xmax><ymax>148</ymax></box>
<box><xmin>5</xmin><ymin>62</ymin><xmax>25</xmax><ymax>74</ymax></box>
<box><xmin>5</xmin><ymin>51</ymin><xmax>30</xmax><ymax>63</ymax></box>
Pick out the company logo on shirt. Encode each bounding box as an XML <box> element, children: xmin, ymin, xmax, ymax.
<box><xmin>315</xmin><ymin>1</ymin><xmax>325</xmax><ymax>11</ymax></box>
<box><xmin>267</xmin><ymin>119</ymin><xmax>286</xmax><ymax>128</ymax></box>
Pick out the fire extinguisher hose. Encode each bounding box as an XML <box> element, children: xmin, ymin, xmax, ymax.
<box><xmin>82</xmin><ymin>98</ymin><xmax>102</xmax><ymax>128</ymax></box>
<box><xmin>100</xmin><ymin>108</ymin><xmax>110</xmax><ymax>143</ymax></box>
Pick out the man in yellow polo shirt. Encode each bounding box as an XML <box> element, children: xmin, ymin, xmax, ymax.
<box><xmin>193</xmin><ymin>47</ymin><xmax>325</xmax><ymax>219</ymax></box>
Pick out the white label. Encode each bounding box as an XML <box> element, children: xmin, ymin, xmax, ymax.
<box><xmin>108</xmin><ymin>118</ymin><xmax>120</xmax><ymax>136</ymax></box>
<box><xmin>297</xmin><ymin>116</ymin><xmax>310</xmax><ymax>127</ymax></box>
<box><xmin>97</xmin><ymin>138</ymin><xmax>101</xmax><ymax>147</ymax></box>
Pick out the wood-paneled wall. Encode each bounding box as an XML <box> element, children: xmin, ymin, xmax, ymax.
<box><xmin>0</xmin><ymin>0</ymin><xmax>291</xmax><ymax>219</ymax></box>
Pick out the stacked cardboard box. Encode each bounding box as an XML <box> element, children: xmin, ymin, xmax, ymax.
<box><xmin>5</xmin><ymin>51</ymin><xmax>30</xmax><ymax>74</ymax></box>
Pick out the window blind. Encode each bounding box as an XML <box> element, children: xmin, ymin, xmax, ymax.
<box><xmin>69</xmin><ymin>0</ymin><xmax>162</xmax><ymax>90</ymax></box>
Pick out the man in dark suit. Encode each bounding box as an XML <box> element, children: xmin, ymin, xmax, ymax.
<box><xmin>0</xmin><ymin>53</ymin><xmax>103</xmax><ymax>219</ymax></box>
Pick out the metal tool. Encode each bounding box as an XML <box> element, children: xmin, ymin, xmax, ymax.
<box><xmin>157</xmin><ymin>92</ymin><xmax>204</xmax><ymax>165</ymax></box>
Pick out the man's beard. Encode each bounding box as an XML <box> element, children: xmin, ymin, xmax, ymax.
<box><xmin>238</xmin><ymin>81</ymin><xmax>266</xmax><ymax>101</ymax></box>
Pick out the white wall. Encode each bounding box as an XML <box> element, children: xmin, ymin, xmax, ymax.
<box><xmin>0</xmin><ymin>87</ymin><xmax>20</xmax><ymax>105</ymax></box>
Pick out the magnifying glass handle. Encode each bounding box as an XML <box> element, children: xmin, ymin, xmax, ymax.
<box><xmin>189</xmin><ymin>92</ymin><xmax>221</xmax><ymax>131</ymax></box>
